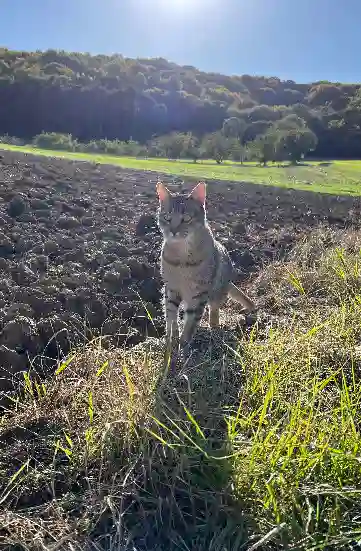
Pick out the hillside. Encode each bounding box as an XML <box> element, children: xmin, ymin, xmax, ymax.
<box><xmin>0</xmin><ymin>47</ymin><xmax>361</xmax><ymax>157</ymax></box>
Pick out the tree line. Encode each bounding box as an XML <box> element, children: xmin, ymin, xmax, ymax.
<box><xmin>0</xmin><ymin>47</ymin><xmax>360</xmax><ymax>158</ymax></box>
<box><xmin>2</xmin><ymin>120</ymin><xmax>316</xmax><ymax>166</ymax></box>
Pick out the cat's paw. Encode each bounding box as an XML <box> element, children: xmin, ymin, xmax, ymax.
<box><xmin>163</xmin><ymin>343</ymin><xmax>180</xmax><ymax>373</ymax></box>
<box><xmin>179</xmin><ymin>339</ymin><xmax>196</xmax><ymax>363</ymax></box>
<box><xmin>245</xmin><ymin>300</ymin><xmax>257</xmax><ymax>314</ymax></box>
<box><xmin>238</xmin><ymin>310</ymin><xmax>258</xmax><ymax>328</ymax></box>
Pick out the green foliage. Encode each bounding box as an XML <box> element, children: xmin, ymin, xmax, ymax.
<box><xmin>252</xmin><ymin>132</ymin><xmax>279</xmax><ymax>165</ymax></box>
<box><xmin>0</xmin><ymin>134</ymin><xmax>25</xmax><ymax>146</ymax></box>
<box><xmin>201</xmin><ymin>132</ymin><xmax>233</xmax><ymax>163</ymax></box>
<box><xmin>0</xmin><ymin>59</ymin><xmax>10</xmax><ymax>75</ymax></box>
<box><xmin>228</xmin><ymin>140</ymin><xmax>246</xmax><ymax>162</ymax></box>
<box><xmin>328</xmin><ymin>118</ymin><xmax>345</xmax><ymax>129</ymax></box>
<box><xmin>245</xmin><ymin>104</ymin><xmax>281</xmax><ymax>123</ymax></box>
<box><xmin>6</xmin><ymin>124</ymin><xmax>319</xmax><ymax>169</ymax></box>
<box><xmin>32</xmin><ymin>132</ymin><xmax>144</xmax><ymax>157</ymax></box>
<box><xmin>273</xmin><ymin>114</ymin><xmax>306</xmax><ymax>131</ymax></box>
<box><xmin>278</xmin><ymin>127</ymin><xmax>318</xmax><ymax>164</ymax></box>
<box><xmin>250</xmin><ymin>116</ymin><xmax>318</xmax><ymax>165</ymax></box>
<box><xmin>348</xmin><ymin>90</ymin><xmax>361</xmax><ymax>111</ymax></box>
<box><xmin>155</xmin><ymin>132</ymin><xmax>187</xmax><ymax>159</ymax></box>
<box><xmin>182</xmin><ymin>133</ymin><xmax>201</xmax><ymax>162</ymax></box>
<box><xmin>0</xmin><ymin>47</ymin><xmax>359</xmax><ymax>157</ymax></box>
<box><xmin>33</xmin><ymin>132</ymin><xmax>76</xmax><ymax>151</ymax></box>
<box><xmin>222</xmin><ymin>116</ymin><xmax>246</xmax><ymax>140</ymax></box>
<box><xmin>308</xmin><ymin>83</ymin><xmax>344</xmax><ymax>106</ymax></box>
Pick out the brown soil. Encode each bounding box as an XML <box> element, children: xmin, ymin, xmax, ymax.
<box><xmin>0</xmin><ymin>150</ymin><xmax>360</xmax><ymax>397</ymax></box>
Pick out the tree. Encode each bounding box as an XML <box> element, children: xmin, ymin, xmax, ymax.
<box><xmin>201</xmin><ymin>132</ymin><xmax>232</xmax><ymax>163</ymax></box>
<box><xmin>252</xmin><ymin>132</ymin><xmax>279</xmax><ymax>166</ymax></box>
<box><xmin>281</xmin><ymin>88</ymin><xmax>305</xmax><ymax>106</ymax></box>
<box><xmin>33</xmin><ymin>132</ymin><xmax>80</xmax><ymax>151</ymax></box>
<box><xmin>222</xmin><ymin>117</ymin><xmax>246</xmax><ymax>141</ymax></box>
<box><xmin>243</xmin><ymin>120</ymin><xmax>272</xmax><ymax>142</ymax></box>
<box><xmin>273</xmin><ymin>114</ymin><xmax>306</xmax><ymax>131</ymax></box>
<box><xmin>0</xmin><ymin>60</ymin><xmax>10</xmax><ymax>76</ymax></box>
<box><xmin>159</xmin><ymin>132</ymin><xmax>186</xmax><ymax>159</ymax></box>
<box><xmin>243</xmin><ymin>105</ymin><xmax>280</xmax><ymax>123</ymax></box>
<box><xmin>182</xmin><ymin>133</ymin><xmax>200</xmax><ymax>162</ymax></box>
<box><xmin>228</xmin><ymin>139</ymin><xmax>245</xmax><ymax>162</ymax></box>
<box><xmin>308</xmin><ymin>84</ymin><xmax>343</xmax><ymax>107</ymax></box>
<box><xmin>348</xmin><ymin>90</ymin><xmax>361</xmax><ymax>112</ymax></box>
<box><xmin>278</xmin><ymin>128</ymin><xmax>318</xmax><ymax>164</ymax></box>
<box><xmin>133</xmin><ymin>72</ymin><xmax>147</xmax><ymax>90</ymax></box>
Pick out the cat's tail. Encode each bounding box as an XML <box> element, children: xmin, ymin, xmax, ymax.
<box><xmin>228</xmin><ymin>282</ymin><xmax>256</xmax><ymax>313</ymax></box>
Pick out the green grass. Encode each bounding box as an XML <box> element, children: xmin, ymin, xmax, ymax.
<box><xmin>2</xmin><ymin>228</ymin><xmax>361</xmax><ymax>550</ymax></box>
<box><xmin>2</xmin><ymin>143</ymin><xmax>361</xmax><ymax>195</ymax></box>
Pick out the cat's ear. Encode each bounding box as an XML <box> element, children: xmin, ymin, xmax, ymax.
<box><xmin>156</xmin><ymin>181</ymin><xmax>171</xmax><ymax>202</ymax></box>
<box><xmin>189</xmin><ymin>181</ymin><xmax>206</xmax><ymax>205</ymax></box>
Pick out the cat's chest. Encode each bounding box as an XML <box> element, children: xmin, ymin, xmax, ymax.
<box><xmin>163</xmin><ymin>237</ymin><xmax>191</xmax><ymax>259</ymax></box>
<box><xmin>162</xmin><ymin>261</ymin><xmax>209</xmax><ymax>298</ymax></box>
<box><xmin>161</xmin><ymin>245</ymin><xmax>214</xmax><ymax>297</ymax></box>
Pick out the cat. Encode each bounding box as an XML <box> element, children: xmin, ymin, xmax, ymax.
<box><xmin>156</xmin><ymin>180</ymin><xmax>256</xmax><ymax>351</ymax></box>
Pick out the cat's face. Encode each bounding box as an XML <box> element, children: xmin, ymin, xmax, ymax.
<box><xmin>157</xmin><ymin>182</ymin><xmax>206</xmax><ymax>242</ymax></box>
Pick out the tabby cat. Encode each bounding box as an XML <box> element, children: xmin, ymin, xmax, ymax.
<box><xmin>157</xmin><ymin>180</ymin><xmax>255</xmax><ymax>350</ymax></box>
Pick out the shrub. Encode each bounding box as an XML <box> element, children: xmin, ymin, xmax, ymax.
<box><xmin>33</xmin><ymin>132</ymin><xmax>76</xmax><ymax>151</ymax></box>
<box><xmin>0</xmin><ymin>134</ymin><xmax>26</xmax><ymax>146</ymax></box>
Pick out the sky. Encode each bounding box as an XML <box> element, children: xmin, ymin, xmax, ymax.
<box><xmin>1</xmin><ymin>0</ymin><xmax>359</xmax><ymax>83</ymax></box>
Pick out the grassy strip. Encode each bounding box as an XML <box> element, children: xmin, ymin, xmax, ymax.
<box><xmin>1</xmin><ymin>143</ymin><xmax>361</xmax><ymax>195</ymax></box>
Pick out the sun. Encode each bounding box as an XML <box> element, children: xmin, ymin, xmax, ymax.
<box><xmin>149</xmin><ymin>0</ymin><xmax>210</xmax><ymax>21</ymax></box>
<box><xmin>158</xmin><ymin>0</ymin><xmax>198</xmax><ymax>11</ymax></box>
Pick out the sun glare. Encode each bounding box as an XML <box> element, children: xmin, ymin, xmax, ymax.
<box><xmin>158</xmin><ymin>0</ymin><xmax>201</xmax><ymax>11</ymax></box>
<box><xmin>164</xmin><ymin>0</ymin><xmax>191</xmax><ymax>4</ymax></box>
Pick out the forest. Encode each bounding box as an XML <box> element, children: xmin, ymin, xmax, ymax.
<box><xmin>0</xmin><ymin>47</ymin><xmax>361</xmax><ymax>159</ymax></box>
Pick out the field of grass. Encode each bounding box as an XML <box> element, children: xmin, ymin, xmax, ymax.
<box><xmin>2</xmin><ymin>228</ymin><xmax>361</xmax><ymax>550</ymax></box>
<box><xmin>1</xmin><ymin>143</ymin><xmax>361</xmax><ymax>195</ymax></box>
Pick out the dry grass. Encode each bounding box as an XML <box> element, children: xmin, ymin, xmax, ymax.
<box><xmin>2</xmin><ymin>228</ymin><xmax>361</xmax><ymax>550</ymax></box>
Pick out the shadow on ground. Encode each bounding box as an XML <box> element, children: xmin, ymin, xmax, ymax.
<box><xmin>110</xmin><ymin>328</ymin><xmax>257</xmax><ymax>551</ymax></box>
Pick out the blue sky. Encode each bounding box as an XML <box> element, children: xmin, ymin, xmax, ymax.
<box><xmin>1</xmin><ymin>0</ymin><xmax>359</xmax><ymax>83</ymax></box>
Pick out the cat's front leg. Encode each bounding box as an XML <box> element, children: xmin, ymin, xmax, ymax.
<box><xmin>164</xmin><ymin>286</ymin><xmax>181</xmax><ymax>348</ymax></box>
<box><xmin>180</xmin><ymin>297</ymin><xmax>207</xmax><ymax>351</ymax></box>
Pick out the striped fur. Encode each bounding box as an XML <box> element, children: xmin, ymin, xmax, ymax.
<box><xmin>156</xmin><ymin>181</ymin><xmax>255</xmax><ymax>349</ymax></box>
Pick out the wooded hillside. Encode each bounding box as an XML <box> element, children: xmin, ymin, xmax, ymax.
<box><xmin>0</xmin><ymin>47</ymin><xmax>360</xmax><ymax>158</ymax></box>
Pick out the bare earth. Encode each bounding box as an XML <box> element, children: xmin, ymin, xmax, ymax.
<box><xmin>0</xmin><ymin>150</ymin><xmax>361</xmax><ymax>398</ymax></box>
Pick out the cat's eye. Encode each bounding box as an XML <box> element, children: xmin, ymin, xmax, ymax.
<box><xmin>183</xmin><ymin>214</ymin><xmax>192</xmax><ymax>222</ymax></box>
